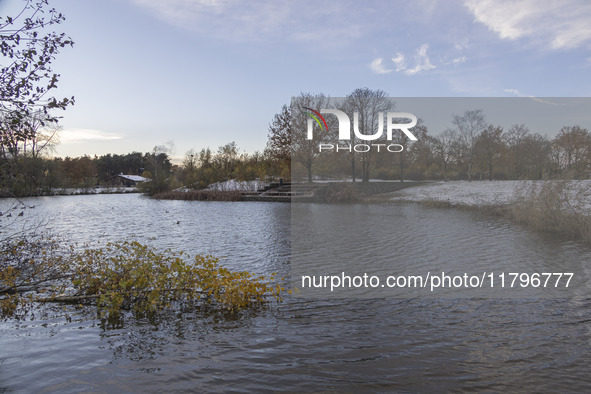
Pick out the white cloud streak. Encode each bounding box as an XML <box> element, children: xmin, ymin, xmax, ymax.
<box><xmin>369</xmin><ymin>58</ymin><xmax>393</xmax><ymax>74</ymax></box>
<box><xmin>404</xmin><ymin>44</ymin><xmax>436</xmax><ymax>75</ymax></box>
<box><xmin>374</xmin><ymin>43</ymin><xmax>468</xmax><ymax>77</ymax></box>
<box><xmin>504</xmin><ymin>89</ymin><xmax>565</xmax><ymax>105</ymax></box>
<box><xmin>392</xmin><ymin>53</ymin><xmax>406</xmax><ymax>72</ymax></box>
<box><xmin>129</xmin><ymin>0</ymin><xmax>367</xmax><ymax>45</ymax></box>
<box><xmin>464</xmin><ymin>0</ymin><xmax>591</xmax><ymax>50</ymax></box>
<box><xmin>385</xmin><ymin>44</ymin><xmax>436</xmax><ymax>76</ymax></box>
<box><xmin>60</xmin><ymin>129</ymin><xmax>123</xmax><ymax>144</ymax></box>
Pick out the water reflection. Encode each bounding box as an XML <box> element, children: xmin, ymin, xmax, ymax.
<box><xmin>1</xmin><ymin>195</ymin><xmax>290</xmax><ymax>274</ymax></box>
<box><xmin>292</xmin><ymin>203</ymin><xmax>591</xmax><ymax>298</ymax></box>
<box><xmin>1</xmin><ymin>195</ymin><xmax>591</xmax><ymax>392</ymax></box>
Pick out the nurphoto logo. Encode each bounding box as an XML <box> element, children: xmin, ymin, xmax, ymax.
<box><xmin>304</xmin><ymin>107</ymin><xmax>418</xmax><ymax>153</ymax></box>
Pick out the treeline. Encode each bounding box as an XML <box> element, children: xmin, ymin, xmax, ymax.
<box><xmin>178</xmin><ymin>142</ymin><xmax>282</xmax><ymax>191</ymax></box>
<box><xmin>0</xmin><ymin>141</ymin><xmax>284</xmax><ymax>197</ymax></box>
<box><xmin>0</xmin><ymin>150</ymin><xmax>172</xmax><ymax>196</ymax></box>
<box><xmin>267</xmin><ymin>91</ymin><xmax>591</xmax><ymax>182</ymax></box>
<box><xmin>305</xmin><ymin>122</ymin><xmax>591</xmax><ymax>182</ymax></box>
<box><xmin>3</xmin><ymin>114</ymin><xmax>589</xmax><ymax>198</ymax></box>
<box><xmin>3</xmin><ymin>88</ymin><xmax>590</xmax><ymax>198</ymax></box>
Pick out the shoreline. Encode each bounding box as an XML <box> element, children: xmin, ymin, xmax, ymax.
<box><xmin>387</xmin><ymin>180</ymin><xmax>591</xmax><ymax>246</ymax></box>
<box><xmin>0</xmin><ymin>187</ymin><xmax>141</xmax><ymax>198</ymax></box>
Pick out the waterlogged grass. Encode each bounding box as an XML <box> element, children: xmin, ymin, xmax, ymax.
<box><xmin>508</xmin><ymin>181</ymin><xmax>591</xmax><ymax>245</ymax></box>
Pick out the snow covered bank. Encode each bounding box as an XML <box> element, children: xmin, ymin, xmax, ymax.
<box><xmin>391</xmin><ymin>180</ymin><xmax>591</xmax><ymax>212</ymax></box>
<box><xmin>0</xmin><ymin>186</ymin><xmax>139</xmax><ymax>197</ymax></box>
<box><xmin>205</xmin><ymin>180</ymin><xmax>265</xmax><ymax>192</ymax></box>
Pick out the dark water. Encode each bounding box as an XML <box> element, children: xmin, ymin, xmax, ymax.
<box><xmin>1</xmin><ymin>194</ymin><xmax>591</xmax><ymax>392</ymax></box>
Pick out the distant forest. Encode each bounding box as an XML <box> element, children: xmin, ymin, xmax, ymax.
<box><xmin>1</xmin><ymin>109</ymin><xmax>590</xmax><ymax>198</ymax></box>
<box><xmin>2</xmin><ymin>91</ymin><xmax>591</xmax><ymax>197</ymax></box>
<box><xmin>269</xmin><ymin>91</ymin><xmax>591</xmax><ymax>184</ymax></box>
<box><xmin>0</xmin><ymin>140</ymin><xmax>280</xmax><ymax>197</ymax></box>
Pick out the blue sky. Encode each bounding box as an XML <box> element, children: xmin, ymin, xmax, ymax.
<box><xmin>2</xmin><ymin>0</ymin><xmax>591</xmax><ymax>160</ymax></box>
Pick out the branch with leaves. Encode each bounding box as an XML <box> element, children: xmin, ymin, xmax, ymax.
<box><xmin>1</xmin><ymin>239</ymin><xmax>287</xmax><ymax>322</ymax></box>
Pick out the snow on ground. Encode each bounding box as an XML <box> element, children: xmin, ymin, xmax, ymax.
<box><xmin>391</xmin><ymin>180</ymin><xmax>526</xmax><ymax>206</ymax></box>
<box><xmin>391</xmin><ymin>180</ymin><xmax>591</xmax><ymax>211</ymax></box>
<box><xmin>13</xmin><ymin>186</ymin><xmax>139</xmax><ymax>196</ymax></box>
<box><xmin>313</xmin><ymin>178</ymin><xmax>419</xmax><ymax>183</ymax></box>
<box><xmin>205</xmin><ymin>179</ymin><xmax>265</xmax><ymax>192</ymax></box>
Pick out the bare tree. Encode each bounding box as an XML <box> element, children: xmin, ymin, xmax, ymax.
<box><xmin>551</xmin><ymin>125</ymin><xmax>591</xmax><ymax>178</ymax></box>
<box><xmin>182</xmin><ymin>149</ymin><xmax>198</xmax><ymax>188</ymax></box>
<box><xmin>265</xmin><ymin>104</ymin><xmax>292</xmax><ymax>180</ymax></box>
<box><xmin>290</xmin><ymin>92</ymin><xmax>330</xmax><ymax>183</ymax></box>
<box><xmin>266</xmin><ymin>105</ymin><xmax>291</xmax><ymax>161</ymax></box>
<box><xmin>504</xmin><ymin>124</ymin><xmax>530</xmax><ymax>179</ymax></box>
<box><xmin>342</xmin><ymin>88</ymin><xmax>394</xmax><ymax>182</ymax></box>
<box><xmin>385</xmin><ymin>117</ymin><xmax>425</xmax><ymax>182</ymax></box>
<box><xmin>474</xmin><ymin>125</ymin><xmax>504</xmax><ymax>181</ymax></box>
<box><xmin>451</xmin><ymin>109</ymin><xmax>487</xmax><ymax>181</ymax></box>
<box><xmin>522</xmin><ymin>133</ymin><xmax>550</xmax><ymax>179</ymax></box>
<box><xmin>434</xmin><ymin>128</ymin><xmax>458</xmax><ymax>182</ymax></box>
<box><xmin>216</xmin><ymin>141</ymin><xmax>239</xmax><ymax>180</ymax></box>
<box><xmin>405</xmin><ymin>120</ymin><xmax>434</xmax><ymax>180</ymax></box>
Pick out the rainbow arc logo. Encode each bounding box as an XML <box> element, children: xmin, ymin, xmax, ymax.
<box><xmin>304</xmin><ymin>107</ymin><xmax>329</xmax><ymax>133</ymax></box>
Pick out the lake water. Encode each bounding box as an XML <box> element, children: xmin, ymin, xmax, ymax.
<box><xmin>1</xmin><ymin>194</ymin><xmax>591</xmax><ymax>392</ymax></box>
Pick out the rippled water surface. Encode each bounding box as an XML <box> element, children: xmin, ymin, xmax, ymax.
<box><xmin>1</xmin><ymin>194</ymin><xmax>591</xmax><ymax>392</ymax></box>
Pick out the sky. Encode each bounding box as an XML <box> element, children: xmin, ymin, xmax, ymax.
<box><xmin>1</xmin><ymin>0</ymin><xmax>591</xmax><ymax>161</ymax></box>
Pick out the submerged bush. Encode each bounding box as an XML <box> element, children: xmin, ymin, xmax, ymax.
<box><xmin>1</xmin><ymin>240</ymin><xmax>285</xmax><ymax>322</ymax></box>
<box><xmin>0</xmin><ymin>236</ymin><xmax>72</xmax><ymax>319</ymax></box>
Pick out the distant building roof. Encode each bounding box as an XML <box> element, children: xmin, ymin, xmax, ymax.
<box><xmin>118</xmin><ymin>174</ymin><xmax>149</xmax><ymax>182</ymax></box>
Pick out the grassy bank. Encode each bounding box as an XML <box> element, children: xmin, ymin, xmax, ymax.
<box><xmin>153</xmin><ymin>190</ymin><xmax>242</xmax><ymax>201</ymax></box>
<box><xmin>506</xmin><ymin>181</ymin><xmax>591</xmax><ymax>245</ymax></box>
<box><xmin>407</xmin><ymin>181</ymin><xmax>591</xmax><ymax>246</ymax></box>
<box><xmin>314</xmin><ymin>181</ymin><xmax>421</xmax><ymax>203</ymax></box>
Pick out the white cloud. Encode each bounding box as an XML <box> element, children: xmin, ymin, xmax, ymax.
<box><xmin>60</xmin><ymin>129</ymin><xmax>123</xmax><ymax>144</ymax></box>
<box><xmin>369</xmin><ymin>58</ymin><xmax>393</xmax><ymax>74</ymax></box>
<box><xmin>504</xmin><ymin>89</ymin><xmax>564</xmax><ymax>105</ymax></box>
<box><xmin>404</xmin><ymin>44</ymin><xmax>436</xmax><ymax>75</ymax></box>
<box><xmin>392</xmin><ymin>53</ymin><xmax>406</xmax><ymax>72</ymax></box>
<box><xmin>464</xmin><ymin>0</ymin><xmax>591</xmax><ymax>50</ymax></box>
<box><xmin>375</xmin><ymin>43</ymin><xmax>467</xmax><ymax>77</ymax></box>
<box><xmin>130</xmin><ymin>0</ymin><xmax>288</xmax><ymax>40</ymax></box>
<box><xmin>504</xmin><ymin>88</ymin><xmax>521</xmax><ymax>96</ymax></box>
<box><xmin>129</xmin><ymin>0</ymin><xmax>368</xmax><ymax>45</ymax></box>
<box><xmin>389</xmin><ymin>44</ymin><xmax>435</xmax><ymax>76</ymax></box>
